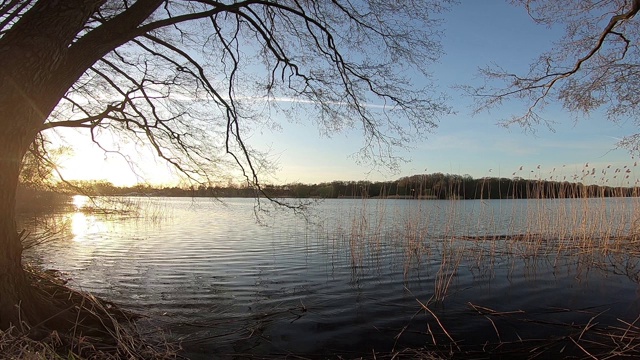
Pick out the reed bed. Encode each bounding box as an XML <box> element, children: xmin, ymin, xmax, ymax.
<box><xmin>318</xmin><ymin>169</ymin><xmax>640</xmax><ymax>358</ymax></box>
<box><xmin>328</xmin><ymin>187</ymin><xmax>640</xmax><ymax>284</ymax></box>
<box><xmin>72</xmin><ymin>195</ymin><xmax>173</xmax><ymax>223</ymax></box>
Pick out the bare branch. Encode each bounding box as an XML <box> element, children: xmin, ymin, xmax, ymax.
<box><xmin>3</xmin><ymin>0</ymin><xmax>450</xmax><ymax>213</ymax></box>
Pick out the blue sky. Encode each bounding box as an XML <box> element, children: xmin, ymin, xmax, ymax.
<box><xmin>257</xmin><ymin>1</ymin><xmax>638</xmax><ymax>185</ymax></box>
<box><xmin>56</xmin><ymin>1</ymin><xmax>639</xmax><ymax>187</ymax></box>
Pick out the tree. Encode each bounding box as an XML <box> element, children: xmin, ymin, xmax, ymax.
<box><xmin>0</xmin><ymin>1</ymin><xmax>450</xmax><ymax>329</ymax></box>
<box><xmin>18</xmin><ymin>134</ymin><xmax>63</xmax><ymax>188</ymax></box>
<box><xmin>469</xmin><ymin>0</ymin><xmax>640</xmax><ymax>142</ymax></box>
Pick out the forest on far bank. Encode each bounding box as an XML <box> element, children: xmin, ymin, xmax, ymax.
<box><xmin>28</xmin><ymin>173</ymin><xmax>640</xmax><ymax>200</ymax></box>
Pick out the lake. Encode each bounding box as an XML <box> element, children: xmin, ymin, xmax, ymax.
<box><xmin>19</xmin><ymin>197</ymin><xmax>640</xmax><ymax>358</ymax></box>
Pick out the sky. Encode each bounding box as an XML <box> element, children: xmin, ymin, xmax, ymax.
<box><xmin>54</xmin><ymin>1</ymin><xmax>640</xmax><ymax>187</ymax></box>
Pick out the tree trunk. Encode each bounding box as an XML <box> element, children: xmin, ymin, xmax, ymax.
<box><xmin>0</xmin><ymin>0</ymin><xmax>163</xmax><ymax>331</ymax></box>
<box><xmin>0</xmin><ymin>0</ymin><xmax>174</xmax><ymax>329</ymax></box>
<box><xmin>0</xmin><ymin>117</ymin><xmax>30</xmax><ymax>329</ymax></box>
<box><xmin>0</xmin><ymin>0</ymin><xmax>107</xmax><ymax>329</ymax></box>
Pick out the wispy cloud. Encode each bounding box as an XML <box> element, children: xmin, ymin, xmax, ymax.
<box><xmin>253</xmin><ymin>95</ymin><xmax>390</xmax><ymax>109</ymax></box>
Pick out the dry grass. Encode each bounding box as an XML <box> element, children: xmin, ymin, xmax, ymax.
<box><xmin>0</xmin><ymin>326</ymin><xmax>63</xmax><ymax>360</ymax></box>
<box><xmin>322</xmin><ymin>168</ymin><xmax>640</xmax><ymax>358</ymax></box>
<box><xmin>332</xmin><ymin>187</ymin><xmax>640</xmax><ymax>297</ymax></box>
<box><xmin>0</xmin><ymin>266</ymin><xmax>180</xmax><ymax>360</ymax></box>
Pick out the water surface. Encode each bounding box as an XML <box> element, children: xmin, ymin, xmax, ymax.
<box><xmin>21</xmin><ymin>197</ymin><xmax>640</xmax><ymax>358</ymax></box>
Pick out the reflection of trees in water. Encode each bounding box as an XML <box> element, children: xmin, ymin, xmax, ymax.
<box><xmin>598</xmin><ymin>252</ymin><xmax>640</xmax><ymax>284</ymax></box>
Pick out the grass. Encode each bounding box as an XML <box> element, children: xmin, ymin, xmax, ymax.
<box><xmin>0</xmin><ymin>266</ymin><xmax>179</xmax><ymax>360</ymax></box>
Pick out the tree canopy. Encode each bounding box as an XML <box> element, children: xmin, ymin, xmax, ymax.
<box><xmin>4</xmin><ymin>0</ymin><xmax>451</xmax><ymax>191</ymax></box>
<box><xmin>0</xmin><ymin>0</ymin><xmax>452</xmax><ymax>330</ymax></box>
<box><xmin>470</xmin><ymin>0</ymin><xmax>640</xmax><ymax>145</ymax></box>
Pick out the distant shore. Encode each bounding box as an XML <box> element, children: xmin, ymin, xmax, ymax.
<box><xmin>19</xmin><ymin>171</ymin><xmax>640</xmax><ymax>203</ymax></box>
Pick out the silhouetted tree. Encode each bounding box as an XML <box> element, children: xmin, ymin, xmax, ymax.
<box><xmin>0</xmin><ymin>0</ymin><xmax>452</xmax><ymax>328</ymax></box>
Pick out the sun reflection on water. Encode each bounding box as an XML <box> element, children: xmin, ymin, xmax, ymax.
<box><xmin>73</xmin><ymin>195</ymin><xmax>89</xmax><ymax>210</ymax></box>
<box><xmin>70</xmin><ymin>209</ymin><xmax>106</xmax><ymax>242</ymax></box>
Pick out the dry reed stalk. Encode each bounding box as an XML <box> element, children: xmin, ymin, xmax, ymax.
<box><xmin>413</xmin><ymin>297</ymin><xmax>459</xmax><ymax>351</ymax></box>
<box><xmin>393</xmin><ymin>308</ymin><xmax>423</xmax><ymax>352</ymax></box>
<box><xmin>570</xmin><ymin>337</ymin><xmax>599</xmax><ymax>360</ymax></box>
<box><xmin>433</xmin><ymin>245</ymin><xmax>463</xmax><ymax>303</ymax></box>
<box><xmin>467</xmin><ymin>302</ymin><xmax>525</xmax><ymax>316</ymax></box>
<box><xmin>397</xmin><ymin>288</ymin><xmax>454</xmax><ymax>352</ymax></box>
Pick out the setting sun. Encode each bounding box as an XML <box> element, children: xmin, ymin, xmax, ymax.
<box><xmin>55</xmin><ymin>132</ymin><xmax>179</xmax><ymax>187</ymax></box>
<box><xmin>60</xmin><ymin>155</ymin><xmax>143</xmax><ymax>187</ymax></box>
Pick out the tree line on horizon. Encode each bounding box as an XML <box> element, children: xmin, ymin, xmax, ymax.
<box><xmin>51</xmin><ymin>173</ymin><xmax>640</xmax><ymax>200</ymax></box>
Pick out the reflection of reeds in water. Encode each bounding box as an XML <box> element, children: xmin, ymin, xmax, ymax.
<box><xmin>329</xmin><ymin>164</ymin><xmax>640</xmax><ymax>301</ymax></box>
<box><xmin>324</xmin><ymin>167</ymin><xmax>640</xmax><ymax>358</ymax></box>
<box><xmin>345</xmin><ymin>203</ymin><xmax>384</xmax><ymax>280</ymax></box>
<box><xmin>433</xmin><ymin>240</ymin><xmax>464</xmax><ymax>303</ymax></box>
<box><xmin>401</xmin><ymin>206</ymin><xmax>430</xmax><ymax>280</ymax></box>
<box><xmin>349</xmin><ymin>206</ymin><xmax>367</xmax><ymax>271</ymax></box>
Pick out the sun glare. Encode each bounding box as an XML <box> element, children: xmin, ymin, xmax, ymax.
<box><xmin>73</xmin><ymin>195</ymin><xmax>89</xmax><ymax>209</ymax></box>
<box><xmin>53</xmin><ymin>130</ymin><xmax>180</xmax><ymax>187</ymax></box>
<box><xmin>70</xmin><ymin>212</ymin><xmax>106</xmax><ymax>242</ymax></box>
<box><xmin>71</xmin><ymin>196</ymin><xmax>107</xmax><ymax>242</ymax></box>
<box><xmin>59</xmin><ymin>151</ymin><xmax>179</xmax><ymax>187</ymax></box>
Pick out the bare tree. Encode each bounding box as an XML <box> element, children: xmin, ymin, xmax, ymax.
<box><xmin>18</xmin><ymin>134</ymin><xmax>64</xmax><ymax>188</ymax></box>
<box><xmin>0</xmin><ymin>1</ymin><xmax>450</xmax><ymax>329</ymax></box>
<box><xmin>468</xmin><ymin>0</ymin><xmax>640</xmax><ymax>139</ymax></box>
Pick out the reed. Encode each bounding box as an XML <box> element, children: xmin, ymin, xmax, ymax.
<box><xmin>317</xmin><ymin>164</ymin><xmax>640</xmax><ymax>359</ymax></box>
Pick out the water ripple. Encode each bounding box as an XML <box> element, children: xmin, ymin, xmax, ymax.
<box><xmin>20</xmin><ymin>197</ymin><xmax>640</xmax><ymax>358</ymax></box>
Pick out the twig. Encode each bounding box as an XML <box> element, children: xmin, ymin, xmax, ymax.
<box><xmin>393</xmin><ymin>307</ymin><xmax>423</xmax><ymax>351</ymax></box>
<box><xmin>484</xmin><ymin>315</ymin><xmax>501</xmax><ymax>343</ymax></box>
<box><xmin>618</xmin><ymin>315</ymin><xmax>640</xmax><ymax>348</ymax></box>
<box><xmin>570</xmin><ymin>337</ymin><xmax>598</xmax><ymax>360</ymax></box>
<box><xmin>468</xmin><ymin>302</ymin><xmax>525</xmax><ymax>316</ymax></box>
<box><xmin>415</xmin><ymin>297</ymin><xmax>459</xmax><ymax>350</ymax></box>
<box><xmin>426</xmin><ymin>323</ymin><xmax>437</xmax><ymax>347</ymax></box>
<box><xmin>577</xmin><ymin>309</ymin><xmax>608</xmax><ymax>342</ymax></box>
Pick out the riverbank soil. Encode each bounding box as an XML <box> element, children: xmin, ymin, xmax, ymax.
<box><xmin>0</xmin><ymin>265</ymin><xmax>176</xmax><ymax>359</ymax></box>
